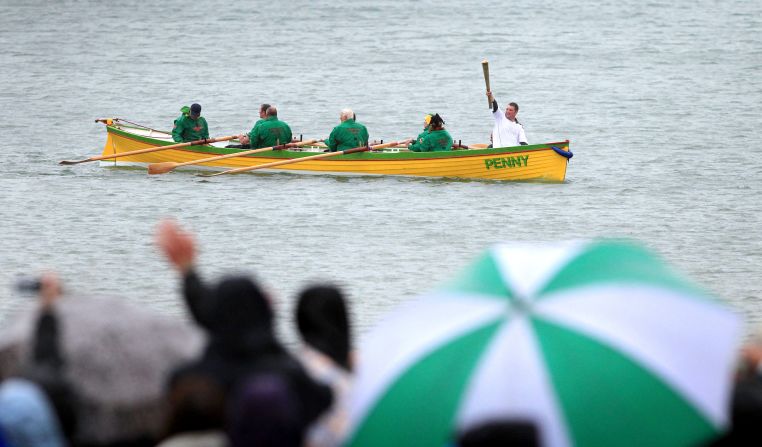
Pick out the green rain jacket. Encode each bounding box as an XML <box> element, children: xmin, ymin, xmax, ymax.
<box><xmin>248</xmin><ymin>116</ymin><xmax>293</xmax><ymax>148</ymax></box>
<box><xmin>325</xmin><ymin>119</ymin><xmax>369</xmax><ymax>152</ymax></box>
<box><xmin>414</xmin><ymin>125</ymin><xmax>430</xmax><ymax>145</ymax></box>
<box><xmin>172</xmin><ymin>115</ymin><xmax>209</xmax><ymax>142</ymax></box>
<box><xmin>173</xmin><ymin>106</ymin><xmax>190</xmax><ymax>128</ymax></box>
<box><xmin>408</xmin><ymin>129</ymin><xmax>453</xmax><ymax>152</ymax></box>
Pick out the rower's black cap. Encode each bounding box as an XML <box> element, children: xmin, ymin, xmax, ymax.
<box><xmin>190</xmin><ymin>103</ymin><xmax>201</xmax><ymax>118</ymax></box>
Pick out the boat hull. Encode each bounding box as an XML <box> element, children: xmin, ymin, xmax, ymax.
<box><xmin>99</xmin><ymin>123</ymin><xmax>571</xmax><ymax>182</ymax></box>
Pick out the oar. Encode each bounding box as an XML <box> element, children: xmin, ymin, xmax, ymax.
<box><xmin>147</xmin><ymin>139</ymin><xmax>322</xmax><ymax>175</ymax></box>
<box><xmin>59</xmin><ymin>135</ymin><xmax>238</xmax><ymax>165</ymax></box>
<box><xmin>203</xmin><ymin>140</ymin><xmax>411</xmax><ymax>177</ymax></box>
<box><xmin>482</xmin><ymin>59</ymin><xmax>491</xmax><ymax>108</ymax></box>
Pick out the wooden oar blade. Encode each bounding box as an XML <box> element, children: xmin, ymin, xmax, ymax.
<box><xmin>201</xmin><ymin>169</ymin><xmax>236</xmax><ymax>178</ymax></box>
<box><xmin>147</xmin><ymin>162</ymin><xmax>179</xmax><ymax>175</ymax></box>
<box><xmin>59</xmin><ymin>159</ymin><xmax>89</xmax><ymax>165</ymax></box>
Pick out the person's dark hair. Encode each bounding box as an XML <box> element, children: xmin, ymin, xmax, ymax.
<box><xmin>209</xmin><ymin>275</ymin><xmax>273</xmax><ymax>339</ymax></box>
<box><xmin>228</xmin><ymin>373</ymin><xmax>303</xmax><ymax>447</ymax></box>
<box><xmin>296</xmin><ymin>285</ymin><xmax>351</xmax><ymax>371</ymax></box>
<box><xmin>260</xmin><ymin>104</ymin><xmax>271</xmax><ymax>114</ymax></box>
<box><xmin>162</xmin><ymin>374</ymin><xmax>225</xmax><ymax>438</ymax></box>
<box><xmin>429</xmin><ymin>113</ymin><xmax>445</xmax><ymax>130</ymax></box>
<box><xmin>508</xmin><ymin>102</ymin><xmax>521</xmax><ymax>125</ymax></box>
<box><xmin>266</xmin><ymin>107</ymin><xmax>278</xmax><ymax>117</ymax></box>
<box><xmin>457</xmin><ymin>419</ymin><xmax>540</xmax><ymax>447</ymax></box>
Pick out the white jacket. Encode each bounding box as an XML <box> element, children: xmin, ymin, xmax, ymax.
<box><xmin>492</xmin><ymin>110</ymin><xmax>528</xmax><ymax>148</ymax></box>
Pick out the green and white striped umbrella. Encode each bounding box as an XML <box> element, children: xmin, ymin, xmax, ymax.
<box><xmin>347</xmin><ymin>241</ymin><xmax>742</xmax><ymax>447</ymax></box>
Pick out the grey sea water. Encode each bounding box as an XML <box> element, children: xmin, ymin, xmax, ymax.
<box><xmin>1</xmin><ymin>0</ymin><xmax>760</xmax><ymax>341</ymax></box>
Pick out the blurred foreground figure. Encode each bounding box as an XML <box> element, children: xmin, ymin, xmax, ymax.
<box><xmin>157</xmin><ymin>374</ymin><xmax>227</xmax><ymax>447</ymax></box>
<box><xmin>456</xmin><ymin>419</ymin><xmax>539</xmax><ymax>447</ymax></box>
<box><xmin>156</xmin><ymin>219</ymin><xmax>332</xmax><ymax>447</ymax></box>
<box><xmin>708</xmin><ymin>326</ymin><xmax>762</xmax><ymax>446</ymax></box>
<box><xmin>228</xmin><ymin>373</ymin><xmax>303</xmax><ymax>446</ymax></box>
<box><xmin>0</xmin><ymin>272</ymin><xmax>203</xmax><ymax>446</ymax></box>
<box><xmin>297</xmin><ymin>285</ymin><xmax>354</xmax><ymax>447</ymax></box>
<box><xmin>0</xmin><ymin>273</ymin><xmax>70</xmax><ymax>447</ymax></box>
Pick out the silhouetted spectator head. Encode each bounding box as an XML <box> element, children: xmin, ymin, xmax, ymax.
<box><xmin>210</xmin><ymin>275</ymin><xmax>273</xmax><ymax>337</ymax></box>
<box><xmin>296</xmin><ymin>284</ymin><xmax>352</xmax><ymax>370</ymax></box>
<box><xmin>709</xmin><ymin>326</ymin><xmax>762</xmax><ymax>446</ymax></box>
<box><xmin>228</xmin><ymin>373</ymin><xmax>303</xmax><ymax>447</ymax></box>
<box><xmin>162</xmin><ymin>374</ymin><xmax>225</xmax><ymax>438</ymax></box>
<box><xmin>0</xmin><ymin>378</ymin><xmax>66</xmax><ymax>447</ymax></box>
<box><xmin>456</xmin><ymin>419</ymin><xmax>540</xmax><ymax>447</ymax></box>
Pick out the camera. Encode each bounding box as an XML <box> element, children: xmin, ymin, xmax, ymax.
<box><xmin>15</xmin><ymin>277</ymin><xmax>42</xmax><ymax>293</ymax></box>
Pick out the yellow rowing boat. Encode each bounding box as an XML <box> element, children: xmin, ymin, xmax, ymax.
<box><xmin>97</xmin><ymin>119</ymin><xmax>572</xmax><ymax>182</ymax></box>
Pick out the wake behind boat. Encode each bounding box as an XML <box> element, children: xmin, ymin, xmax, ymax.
<box><xmin>83</xmin><ymin>118</ymin><xmax>572</xmax><ymax>182</ymax></box>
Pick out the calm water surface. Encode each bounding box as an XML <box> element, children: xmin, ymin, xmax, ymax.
<box><xmin>1</xmin><ymin>0</ymin><xmax>760</xmax><ymax>341</ymax></box>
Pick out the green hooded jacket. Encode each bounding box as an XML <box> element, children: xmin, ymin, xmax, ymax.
<box><xmin>173</xmin><ymin>106</ymin><xmax>190</xmax><ymax>128</ymax></box>
<box><xmin>325</xmin><ymin>118</ymin><xmax>369</xmax><ymax>152</ymax></box>
<box><xmin>415</xmin><ymin>124</ymin><xmax>431</xmax><ymax>144</ymax></box>
<box><xmin>248</xmin><ymin>116</ymin><xmax>293</xmax><ymax>148</ymax></box>
<box><xmin>172</xmin><ymin>115</ymin><xmax>209</xmax><ymax>142</ymax></box>
<box><xmin>408</xmin><ymin>129</ymin><xmax>453</xmax><ymax>152</ymax></box>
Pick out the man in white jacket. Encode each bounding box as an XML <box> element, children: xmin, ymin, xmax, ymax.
<box><xmin>487</xmin><ymin>90</ymin><xmax>528</xmax><ymax>148</ymax></box>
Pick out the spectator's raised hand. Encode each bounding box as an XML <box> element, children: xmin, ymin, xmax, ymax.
<box><xmin>156</xmin><ymin>219</ymin><xmax>196</xmax><ymax>274</ymax></box>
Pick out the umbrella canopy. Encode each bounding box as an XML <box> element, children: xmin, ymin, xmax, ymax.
<box><xmin>347</xmin><ymin>240</ymin><xmax>742</xmax><ymax>447</ymax></box>
<box><xmin>0</xmin><ymin>294</ymin><xmax>204</xmax><ymax>445</ymax></box>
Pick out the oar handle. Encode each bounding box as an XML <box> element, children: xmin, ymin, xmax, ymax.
<box><xmin>343</xmin><ymin>146</ymin><xmax>373</xmax><ymax>155</ymax></box>
<box><xmin>174</xmin><ymin>139</ymin><xmax>321</xmax><ymax>168</ymax></box>
<box><xmin>205</xmin><ymin>140</ymin><xmax>407</xmax><ymax>177</ymax></box>
<box><xmin>147</xmin><ymin>139</ymin><xmax>323</xmax><ymax>175</ymax></box>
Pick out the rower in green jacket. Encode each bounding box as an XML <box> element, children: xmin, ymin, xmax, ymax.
<box><xmin>246</xmin><ymin>106</ymin><xmax>292</xmax><ymax>148</ymax></box>
<box><xmin>408</xmin><ymin>113</ymin><xmax>452</xmax><ymax>152</ymax></box>
<box><xmin>172</xmin><ymin>103</ymin><xmax>209</xmax><ymax>142</ymax></box>
<box><xmin>227</xmin><ymin>103</ymin><xmax>272</xmax><ymax>148</ymax></box>
<box><xmin>414</xmin><ymin>112</ymin><xmax>435</xmax><ymax>144</ymax></box>
<box><xmin>325</xmin><ymin>108</ymin><xmax>369</xmax><ymax>152</ymax></box>
<box><xmin>250</xmin><ymin>103</ymin><xmax>270</xmax><ymax>134</ymax></box>
<box><xmin>173</xmin><ymin>105</ymin><xmax>190</xmax><ymax>127</ymax></box>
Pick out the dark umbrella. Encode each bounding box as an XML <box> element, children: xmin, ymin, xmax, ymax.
<box><xmin>0</xmin><ymin>294</ymin><xmax>205</xmax><ymax>445</ymax></box>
